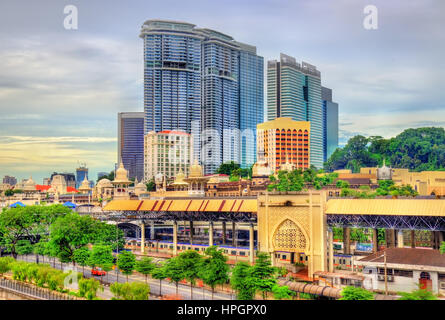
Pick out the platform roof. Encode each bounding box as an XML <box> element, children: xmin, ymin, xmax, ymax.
<box><xmin>103</xmin><ymin>199</ymin><xmax>257</xmax><ymax>213</ymax></box>
<box><xmin>326</xmin><ymin>199</ymin><xmax>445</xmax><ymax>216</ymax></box>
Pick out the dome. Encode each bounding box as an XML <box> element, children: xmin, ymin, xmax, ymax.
<box><xmin>79</xmin><ymin>176</ymin><xmax>91</xmax><ymax>191</ymax></box>
<box><xmin>113</xmin><ymin>162</ymin><xmax>131</xmax><ymax>184</ymax></box>
<box><xmin>171</xmin><ymin>169</ymin><xmax>189</xmax><ymax>186</ymax></box>
<box><xmin>97</xmin><ymin>178</ymin><xmax>111</xmax><ymax>186</ymax></box>
<box><xmin>377</xmin><ymin>159</ymin><xmax>392</xmax><ymax>180</ymax></box>
<box><xmin>189</xmin><ymin>159</ymin><xmax>203</xmax><ymax>178</ymax></box>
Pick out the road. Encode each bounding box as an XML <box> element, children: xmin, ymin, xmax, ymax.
<box><xmin>17</xmin><ymin>255</ymin><xmax>233</xmax><ymax>300</ymax></box>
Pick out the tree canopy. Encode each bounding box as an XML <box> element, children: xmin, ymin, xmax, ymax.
<box><xmin>325</xmin><ymin>128</ymin><xmax>445</xmax><ymax>172</ymax></box>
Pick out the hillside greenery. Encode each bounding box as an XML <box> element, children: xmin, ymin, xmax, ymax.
<box><xmin>325</xmin><ymin>127</ymin><xmax>445</xmax><ymax>173</ymax></box>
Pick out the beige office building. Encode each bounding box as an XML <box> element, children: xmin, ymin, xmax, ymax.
<box><xmin>144</xmin><ymin>130</ymin><xmax>193</xmax><ymax>182</ymax></box>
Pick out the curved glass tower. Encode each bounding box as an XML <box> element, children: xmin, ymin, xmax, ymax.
<box><xmin>140</xmin><ymin>20</ymin><xmax>264</xmax><ymax>175</ymax></box>
<box><xmin>140</xmin><ymin>20</ymin><xmax>202</xmax><ymax>160</ymax></box>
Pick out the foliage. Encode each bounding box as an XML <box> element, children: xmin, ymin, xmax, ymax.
<box><xmin>339</xmin><ymin>286</ymin><xmax>374</xmax><ymax>300</ymax></box>
<box><xmin>135</xmin><ymin>257</ymin><xmax>155</xmax><ymax>283</ymax></box>
<box><xmin>78</xmin><ymin>277</ymin><xmax>102</xmax><ymax>300</ymax></box>
<box><xmin>145</xmin><ymin>179</ymin><xmax>156</xmax><ymax>192</ymax></box>
<box><xmin>48</xmin><ymin>212</ymin><xmax>97</xmax><ymax>263</ymax></box>
<box><xmin>15</xmin><ymin>240</ymin><xmax>34</xmax><ymax>255</ymax></box>
<box><xmin>216</xmin><ymin>161</ymin><xmax>240</xmax><ymax>175</ymax></box>
<box><xmin>176</xmin><ymin>250</ymin><xmax>203</xmax><ymax>299</ymax></box>
<box><xmin>272</xmin><ymin>285</ymin><xmax>295</xmax><ymax>300</ymax></box>
<box><xmin>73</xmin><ymin>247</ymin><xmax>90</xmax><ymax>268</ymax></box>
<box><xmin>199</xmin><ymin>246</ymin><xmax>229</xmax><ymax>299</ymax></box>
<box><xmin>0</xmin><ymin>204</ymin><xmax>71</xmax><ymax>257</ymax></box>
<box><xmin>250</xmin><ymin>252</ymin><xmax>277</xmax><ymax>299</ymax></box>
<box><xmin>8</xmin><ymin>260</ymin><xmax>74</xmax><ymax>292</ymax></box>
<box><xmin>325</xmin><ymin>128</ymin><xmax>445</xmax><ymax>172</ymax></box>
<box><xmin>110</xmin><ymin>282</ymin><xmax>150</xmax><ymax>300</ymax></box>
<box><xmin>398</xmin><ymin>288</ymin><xmax>438</xmax><ymax>300</ymax></box>
<box><xmin>88</xmin><ymin>244</ymin><xmax>114</xmax><ymax>272</ymax></box>
<box><xmin>164</xmin><ymin>257</ymin><xmax>184</xmax><ymax>295</ymax></box>
<box><xmin>151</xmin><ymin>263</ymin><xmax>167</xmax><ymax>296</ymax></box>
<box><xmin>93</xmin><ymin>222</ymin><xmax>125</xmax><ymax>252</ymax></box>
<box><xmin>440</xmin><ymin>241</ymin><xmax>445</xmax><ymax>254</ymax></box>
<box><xmin>267</xmin><ymin>168</ymin><xmax>338</xmax><ymax>192</ymax></box>
<box><xmin>0</xmin><ymin>256</ymin><xmax>14</xmax><ymax>275</ymax></box>
<box><xmin>230</xmin><ymin>262</ymin><xmax>256</xmax><ymax>300</ymax></box>
<box><xmin>4</xmin><ymin>189</ymin><xmax>14</xmax><ymax>197</ymax></box>
<box><xmin>97</xmin><ymin>171</ymin><xmax>114</xmax><ymax>182</ymax></box>
<box><xmin>117</xmin><ymin>250</ymin><xmax>136</xmax><ymax>281</ymax></box>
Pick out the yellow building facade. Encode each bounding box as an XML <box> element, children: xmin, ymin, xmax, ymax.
<box><xmin>257</xmin><ymin>191</ymin><xmax>327</xmax><ymax>278</ymax></box>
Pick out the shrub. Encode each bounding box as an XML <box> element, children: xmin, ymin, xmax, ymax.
<box><xmin>110</xmin><ymin>282</ymin><xmax>150</xmax><ymax>300</ymax></box>
<box><xmin>78</xmin><ymin>278</ymin><xmax>102</xmax><ymax>300</ymax></box>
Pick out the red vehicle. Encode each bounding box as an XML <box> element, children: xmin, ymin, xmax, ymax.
<box><xmin>91</xmin><ymin>267</ymin><xmax>107</xmax><ymax>276</ymax></box>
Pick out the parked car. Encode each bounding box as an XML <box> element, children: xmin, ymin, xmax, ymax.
<box><xmin>91</xmin><ymin>267</ymin><xmax>107</xmax><ymax>276</ymax></box>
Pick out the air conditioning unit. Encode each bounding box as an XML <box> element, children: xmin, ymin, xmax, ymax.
<box><xmin>377</xmin><ymin>274</ymin><xmax>394</xmax><ymax>282</ymax></box>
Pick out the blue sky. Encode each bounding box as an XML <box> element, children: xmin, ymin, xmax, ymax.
<box><xmin>0</xmin><ymin>0</ymin><xmax>444</xmax><ymax>183</ymax></box>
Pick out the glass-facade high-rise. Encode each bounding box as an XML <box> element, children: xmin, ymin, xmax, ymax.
<box><xmin>322</xmin><ymin>87</ymin><xmax>339</xmax><ymax>162</ymax></box>
<box><xmin>140</xmin><ymin>20</ymin><xmax>202</xmax><ymax>160</ymax></box>
<box><xmin>237</xmin><ymin>42</ymin><xmax>264</xmax><ymax>169</ymax></box>
<box><xmin>140</xmin><ymin>20</ymin><xmax>263</xmax><ymax>175</ymax></box>
<box><xmin>267</xmin><ymin>54</ymin><xmax>324</xmax><ymax>168</ymax></box>
<box><xmin>118</xmin><ymin>112</ymin><xmax>145</xmax><ymax>181</ymax></box>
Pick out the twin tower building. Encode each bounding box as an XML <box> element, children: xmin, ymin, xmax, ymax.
<box><xmin>119</xmin><ymin>19</ymin><xmax>338</xmax><ymax>181</ymax></box>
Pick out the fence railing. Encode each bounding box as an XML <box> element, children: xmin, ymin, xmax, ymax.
<box><xmin>0</xmin><ymin>277</ymin><xmax>81</xmax><ymax>300</ymax></box>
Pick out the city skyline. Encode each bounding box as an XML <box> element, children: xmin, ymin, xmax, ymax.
<box><xmin>0</xmin><ymin>0</ymin><xmax>444</xmax><ymax>182</ymax></box>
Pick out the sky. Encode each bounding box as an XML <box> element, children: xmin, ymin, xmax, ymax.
<box><xmin>0</xmin><ymin>0</ymin><xmax>444</xmax><ymax>183</ymax></box>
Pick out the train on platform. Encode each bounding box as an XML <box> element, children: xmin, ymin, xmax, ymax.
<box><xmin>124</xmin><ymin>238</ymin><xmax>359</xmax><ymax>271</ymax></box>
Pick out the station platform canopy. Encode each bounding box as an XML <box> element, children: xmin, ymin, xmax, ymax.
<box><xmin>326</xmin><ymin>199</ymin><xmax>445</xmax><ymax>216</ymax></box>
<box><xmin>103</xmin><ymin>199</ymin><xmax>257</xmax><ymax>213</ymax></box>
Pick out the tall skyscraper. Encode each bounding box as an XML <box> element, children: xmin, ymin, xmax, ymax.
<box><xmin>322</xmin><ymin>87</ymin><xmax>339</xmax><ymax>162</ymax></box>
<box><xmin>140</xmin><ymin>20</ymin><xmax>264</xmax><ymax>175</ymax></box>
<box><xmin>75</xmin><ymin>164</ymin><xmax>88</xmax><ymax>189</ymax></box>
<box><xmin>118</xmin><ymin>112</ymin><xmax>145</xmax><ymax>181</ymax></box>
<box><xmin>267</xmin><ymin>53</ymin><xmax>323</xmax><ymax>169</ymax></box>
<box><xmin>139</xmin><ymin>20</ymin><xmax>202</xmax><ymax>161</ymax></box>
<box><xmin>237</xmin><ymin>42</ymin><xmax>264</xmax><ymax>169</ymax></box>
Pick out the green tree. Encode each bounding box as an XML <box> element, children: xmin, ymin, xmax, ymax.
<box><xmin>250</xmin><ymin>252</ymin><xmax>277</xmax><ymax>299</ymax></box>
<box><xmin>93</xmin><ymin>223</ymin><xmax>125</xmax><ymax>252</ymax></box>
<box><xmin>176</xmin><ymin>250</ymin><xmax>203</xmax><ymax>299</ymax></box>
<box><xmin>48</xmin><ymin>212</ymin><xmax>97</xmax><ymax>263</ymax></box>
<box><xmin>135</xmin><ymin>256</ymin><xmax>155</xmax><ymax>284</ymax></box>
<box><xmin>88</xmin><ymin>244</ymin><xmax>114</xmax><ymax>284</ymax></box>
<box><xmin>199</xmin><ymin>246</ymin><xmax>229</xmax><ymax>299</ymax></box>
<box><xmin>4</xmin><ymin>189</ymin><xmax>14</xmax><ymax>197</ymax></box>
<box><xmin>230</xmin><ymin>262</ymin><xmax>256</xmax><ymax>300</ymax></box>
<box><xmin>272</xmin><ymin>284</ymin><xmax>295</xmax><ymax>300</ymax></box>
<box><xmin>216</xmin><ymin>161</ymin><xmax>240</xmax><ymax>175</ymax></box>
<box><xmin>15</xmin><ymin>239</ymin><xmax>33</xmax><ymax>256</ymax></box>
<box><xmin>164</xmin><ymin>257</ymin><xmax>184</xmax><ymax>296</ymax></box>
<box><xmin>73</xmin><ymin>247</ymin><xmax>90</xmax><ymax>277</ymax></box>
<box><xmin>117</xmin><ymin>250</ymin><xmax>136</xmax><ymax>282</ymax></box>
<box><xmin>339</xmin><ymin>286</ymin><xmax>374</xmax><ymax>300</ymax></box>
<box><xmin>151</xmin><ymin>264</ymin><xmax>167</xmax><ymax>296</ymax></box>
